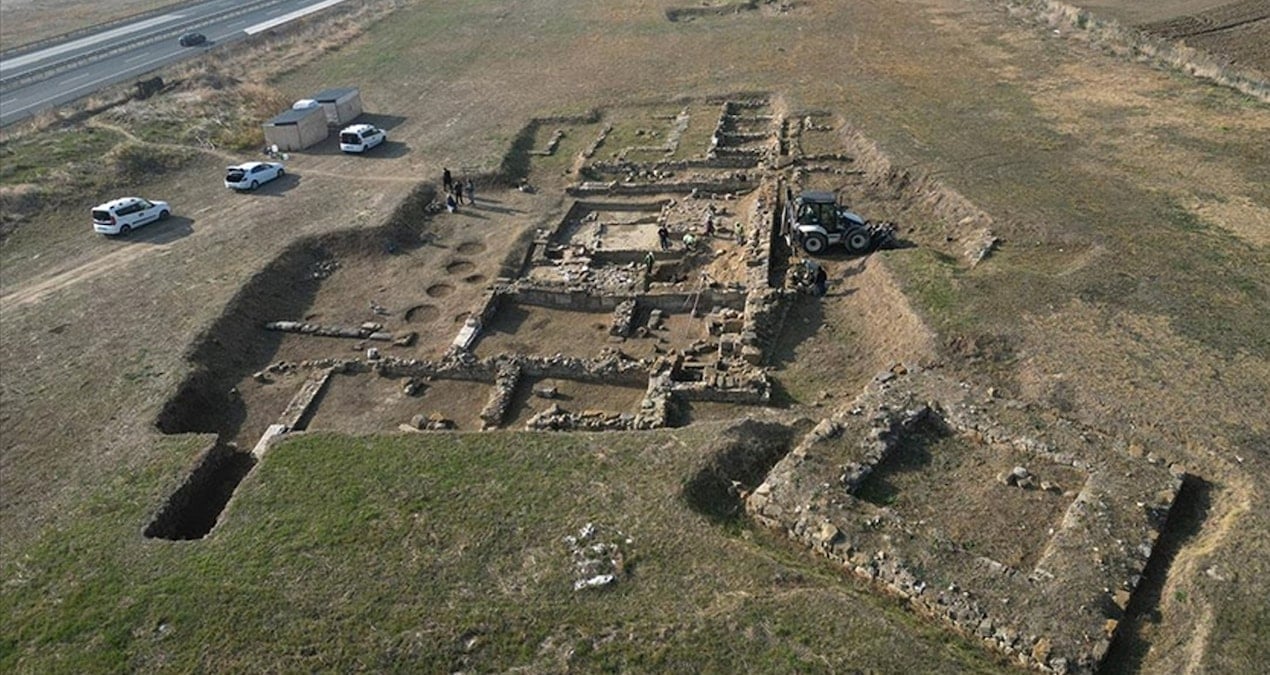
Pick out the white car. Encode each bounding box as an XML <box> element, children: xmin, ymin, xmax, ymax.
<box><xmin>91</xmin><ymin>197</ymin><xmax>171</xmax><ymax>235</ymax></box>
<box><xmin>339</xmin><ymin>124</ymin><xmax>386</xmax><ymax>153</ymax></box>
<box><xmin>225</xmin><ymin>161</ymin><xmax>284</xmax><ymax>190</ymax></box>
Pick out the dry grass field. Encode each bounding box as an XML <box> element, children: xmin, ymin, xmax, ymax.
<box><xmin>1</xmin><ymin>0</ymin><xmax>1266</xmax><ymax>672</ymax></box>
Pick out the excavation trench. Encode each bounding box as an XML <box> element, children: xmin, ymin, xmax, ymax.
<box><xmin>1100</xmin><ymin>473</ymin><xmax>1212</xmax><ymax>672</ymax></box>
<box><xmin>144</xmin><ymin>444</ymin><xmax>255</xmax><ymax>540</ymax></box>
<box><xmin>146</xmin><ymin>184</ymin><xmax>438</xmax><ymax>540</ymax></box>
<box><xmin>682</xmin><ymin>419</ymin><xmax>796</xmax><ymax>521</ymax></box>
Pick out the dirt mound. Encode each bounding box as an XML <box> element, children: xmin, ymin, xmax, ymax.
<box><xmin>457</xmin><ymin>241</ymin><xmax>487</xmax><ymax>255</ymax></box>
<box><xmin>446</xmin><ymin>260</ymin><xmax>476</xmax><ymax>275</ymax></box>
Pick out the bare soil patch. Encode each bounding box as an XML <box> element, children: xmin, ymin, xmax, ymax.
<box><xmin>306</xmin><ymin>373</ymin><xmax>489</xmax><ymax>433</ymax></box>
<box><xmin>1136</xmin><ymin>0</ymin><xmax>1270</xmax><ymax>75</ymax></box>
<box><xmin>152</xmin><ymin>183</ymin><xmax>553</xmax><ymax>455</ymax></box>
<box><xmin>426</xmin><ymin>282</ymin><xmax>456</xmax><ymax>298</ymax></box>
<box><xmin>404</xmin><ymin>303</ymin><xmax>441</xmax><ymax>323</ymax></box>
<box><xmin>475</xmin><ymin>304</ymin><xmax>611</xmax><ymax>358</ymax></box>
<box><xmin>675</xmin><ymin>398</ymin><xmax>763</xmax><ymax>425</ymax></box>
<box><xmin>854</xmin><ymin>415</ymin><xmax>1084</xmax><ymax>569</ymax></box>
<box><xmin>768</xmin><ymin>256</ymin><xmax>936</xmax><ymax>405</ymax></box>
<box><xmin>503</xmin><ymin>377</ymin><xmax>647</xmax><ymax>429</ymax></box>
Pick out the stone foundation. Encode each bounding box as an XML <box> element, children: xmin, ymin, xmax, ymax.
<box><xmin>746</xmin><ymin>369</ymin><xmax>1184</xmax><ymax>673</ymax></box>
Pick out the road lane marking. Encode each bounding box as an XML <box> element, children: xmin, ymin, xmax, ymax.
<box><xmin>245</xmin><ymin>0</ymin><xmax>350</xmax><ymax>35</ymax></box>
<box><xmin>0</xmin><ymin>14</ymin><xmax>185</xmax><ymax>73</ymax></box>
<box><xmin>19</xmin><ymin>46</ymin><xmax>208</xmax><ymax>112</ymax></box>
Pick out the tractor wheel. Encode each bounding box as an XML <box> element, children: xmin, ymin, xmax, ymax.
<box><xmin>801</xmin><ymin>232</ymin><xmax>829</xmax><ymax>255</ymax></box>
<box><xmin>845</xmin><ymin>229</ymin><xmax>872</xmax><ymax>254</ymax></box>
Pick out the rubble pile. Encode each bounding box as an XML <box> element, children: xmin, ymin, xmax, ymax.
<box><xmin>564</xmin><ymin>523</ymin><xmax>632</xmax><ymax>591</ymax></box>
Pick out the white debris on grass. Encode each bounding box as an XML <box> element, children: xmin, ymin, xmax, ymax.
<box><xmin>564</xmin><ymin>522</ymin><xmax>632</xmax><ymax>591</ymax></box>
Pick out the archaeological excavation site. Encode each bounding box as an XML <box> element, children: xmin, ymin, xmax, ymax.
<box><xmin>143</xmin><ymin>95</ymin><xmax>1190</xmax><ymax>673</ymax></box>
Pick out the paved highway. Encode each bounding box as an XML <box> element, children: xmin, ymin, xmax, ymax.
<box><xmin>0</xmin><ymin>0</ymin><xmax>351</xmax><ymax>127</ymax></box>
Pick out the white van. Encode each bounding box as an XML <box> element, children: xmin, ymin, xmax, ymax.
<box><xmin>339</xmin><ymin>124</ymin><xmax>386</xmax><ymax>153</ymax></box>
<box><xmin>91</xmin><ymin>197</ymin><xmax>170</xmax><ymax>235</ymax></box>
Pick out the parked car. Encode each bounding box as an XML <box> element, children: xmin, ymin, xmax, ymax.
<box><xmin>178</xmin><ymin>32</ymin><xmax>206</xmax><ymax>47</ymax></box>
<box><xmin>339</xmin><ymin>124</ymin><xmax>386</xmax><ymax>153</ymax></box>
<box><xmin>91</xmin><ymin>197</ymin><xmax>170</xmax><ymax>235</ymax></box>
<box><xmin>225</xmin><ymin>161</ymin><xmax>284</xmax><ymax>190</ymax></box>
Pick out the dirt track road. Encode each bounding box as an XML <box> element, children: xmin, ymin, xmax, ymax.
<box><xmin>1</xmin><ymin>234</ymin><xmax>178</xmax><ymax>310</ymax></box>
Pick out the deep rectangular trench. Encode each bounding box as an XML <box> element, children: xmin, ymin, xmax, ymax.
<box><xmin>144</xmin><ymin>444</ymin><xmax>255</xmax><ymax>540</ymax></box>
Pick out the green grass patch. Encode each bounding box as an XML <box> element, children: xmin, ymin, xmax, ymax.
<box><xmin>2</xmin><ymin>428</ymin><xmax>1005</xmax><ymax>672</ymax></box>
<box><xmin>889</xmin><ymin>248</ymin><xmax>966</xmax><ymax>328</ymax></box>
<box><xmin>526</xmin><ymin>121</ymin><xmax>601</xmax><ymax>180</ymax></box>
<box><xmin>668</xmin><ymin>104</ymin><xmax>720</xmax><ymax>160</ymax></box>
<box><xmin>624</xmin><ymin>147</ymin><xmax>672</xmax><ymax>163</ymax></box>
<box><xmin>597</xmin><ymin>107</ymin><xmax>682</xmax><ymax>160</ymax></box>
<box><xmin>0</xmin><ymin>126</ymin><xmax>123</xmax><ymax>185</ymax></box>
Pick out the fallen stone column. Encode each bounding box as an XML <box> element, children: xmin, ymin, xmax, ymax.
<box><xmin>264</xmin><ymin>320</ymin><xmax>397</xmax><ymax>342</ymax></box>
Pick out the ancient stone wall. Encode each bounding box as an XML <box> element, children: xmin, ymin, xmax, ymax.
<box><xmin>746</xmin><ymin>369</ymin><xmax>1185</xmax><ymax>673</ymax></box>
<box><xmin>740</xmin><ymin>288</ymin><xmax>790</xmax><ymax>364</ymax></box>
<box><xmin>479</xmin><ymin>361</ymin><xmax>522</xmax><ymax>429</ymax></box>
<box><xmin>568</xmin><ymin>180</ymin><xmax>757</xmax><ymax>197</ymax></box>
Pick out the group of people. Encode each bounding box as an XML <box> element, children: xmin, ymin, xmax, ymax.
<box><xmin>442</xmin><ymin>168</ymin><xmax>475</xmax><ymax>213</ymax></box>
<box><xmin>655</xmin><ymin>215</ymin><xmax>746</xmax><ymax>252</ymax></box>
<box><xmin>655</xmin><ymin>225</ymin><xmax>698</xmax><ymax>252</ymax></box>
